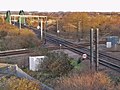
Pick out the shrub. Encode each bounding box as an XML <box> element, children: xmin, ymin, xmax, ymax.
<box><xmin>0</xmin><ymin>23</ymin><xmax>41</xmax><ymax>50</ymax></box>
<box><xmin>19</xmin><ymin>29</ymin><xmax>35</xmax><ymax>37</ymax></box>
<box><xmin>0</xmin><ymin>76</ymin><xmax>42</xmax><ymax>90</ymax></box>
<box><xmin>0</xmin><ymin>30</ymin><xmax>7</xmax><ymax>39</ymax></box>
<box><xmin>1</xmin><ymin>35</ymin><xmax>40</xmax><ymax>50</ymax></box>
<box><xmin>0</xmin><ymin>23</ymin><xmax>19</xmax><ymax>36</ymax></box>
<box><xmin>39</xmin><ymin>51</ymin><xmax>74</xmax><ymax>78</ymax></box>
<box><xmin>18</xmin><ymin>29</ymin><xmax>40</xmax><ymax>48</ymax></box>
<box><xmin>54</xmin><ymin>72</ymin><xmax>114</xmax><ymax>90</ymax></box>
<box><xmin>0</xmin><ymin>17</ymin><xmax>4</xmax><ymax>23</ymax></box>
<box><xmin>32</xmin><ymin>21</ymin><xmax>39</xmax><ymax>28</ymax></box>
<box><xmin>25</xmin><ymin>51</ymin><xmax>74</xmax><ymax>87</ymax></box>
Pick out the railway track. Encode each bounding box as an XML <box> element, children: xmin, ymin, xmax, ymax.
<box><xmin>46</xmin><ymin>33</ymin><xmax>120</xmax><ymax>73</ymax></box>
<box><xmin>23</xmin><ymin>25</ymin><xmax>120</xmax><ymax>73</ymax></box>
<box><xmin>0</xmin><ymin>49</ymin><xmax>29</xmax><ymax>57</ymax></box>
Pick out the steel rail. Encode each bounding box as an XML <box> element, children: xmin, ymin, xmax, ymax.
<box><xmin>0</xmin><ymin>49</ymin><xmax>29</xmax><ymax>56</ymax></box>
<box><xmin>46</xmin><ymin>34</ymin><xmax>120</xmax><ymax>72</ymax></box>
<box><xmin>23</xmin><ymin>25</ymin><xmax>120</xmax><ymax>72</ymax></box>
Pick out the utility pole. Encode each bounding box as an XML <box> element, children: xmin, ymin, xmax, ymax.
<box><xmin>57</xmin><ymin>19</ymin><xmax>60</xmax><ymax>37</ymax></box>
<box><xmin>60</xmin><ymin>44</ymin><xmax>62</xmax><ymax>51</ymax></box>
<box><xmin>95</xmin><ymin>28</ymin><xmax>99</xmax><ymax>71</ymax></box>
<box><xmin>10</xmin><ymin>16</ymin><xmax>11</xmax><ymax>24</ymax></box>
<box><xmin>57</xmin><ymin>19</ymin><xmax>58</xmax><ymax>32</ymax></box>
<box><xmin>41</xmin><ymin>19</ymin><xmax>43</xmax><ymax>40</ymax></box>
<box><xmin>14</xmin><ymin>16</ymin><xmax>15</xmax><ymax>25</ymax></box>
<box><xmin>90</xmin><ymin>28</ymin><xmax>94</xmax><ymax>70</ymax></box>
<box><xmin>44</xmin><ymin>17</ymin><xmax>47</xmax><ymax>44</ymax></box>
<box><xmin>77</xmin><ymin>21</ymin><xmax>81</xmax><ymax>42</ymax></box>
<box><xmin>19</xmin><ymin>16</ymin><xmax>21</xmax><ymax>30</ymax></box>
<box><xmin>81</xmin><ymin>15</ymin><xmax>83</xmax><ymax>39</ymax></box>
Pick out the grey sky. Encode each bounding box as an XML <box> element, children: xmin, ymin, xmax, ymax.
<box><xmin>0</xmin><ymin>0</ymin><xmax>120</xmax><ymax>12</ymax></box>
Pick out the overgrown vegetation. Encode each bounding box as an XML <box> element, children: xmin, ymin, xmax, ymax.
<box><xmin>0</xmin><ymin>13</ymin><xmax>120</xmax><ymax>90</ymax></box>
<box><xmin>47</xmin><ymin>12</ymin><xmax>120</xmax><ymax>40</ymax></box>
<box><xmin>0</xmin><ymin>22</ymin><xmax>41</xmax><ymax>50</ymax></box>
<box><xmin>0</xmin><ymin>76</ymin><xmax>41</xmax><ymax>90</ymax></box>
<box><xmin>24</xmin><ymin>51</ymin><xmax>74</xmax><ymax>86</ymax></box>
<box><xmin>54</xmin><ymin>71</ymin><xmax>120</xmax><ymax>90</ymax></box>
<box><xmin>24</xmin><ymin>49</ymin><xmax>120</xmax><ymax>89</ymax></box>
<box><xmin>39</xmin><ymin>51</ymin><xmax>74</xmax><ymax>77</ymax></box>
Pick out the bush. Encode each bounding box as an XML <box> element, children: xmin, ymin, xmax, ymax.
<box><xmin>39</xmin><ymin>51</ymin><xmax>74</xmax><ymax>78</ymax></box>
<box><xmin>0</xmin><ymin>23</ymin><xmax>41</xmax><ymax>50</ymax></box>
<box><xmin>54</xmin><ymin>72</ymin><xmax>114</xmax><ymax>90</ymax></box>
<box><xmin>0</xmin><ymin>30</ymin><xmax>7</xmax><ymax>39</ymax></box>
<box><xmin>0</xmin><ymin>76</ymin><xmax>42</xmax><ymax>90</ymax></box>
<box><xmin>0</xmin><ymin>23</ymin><xmax>19</xmax><ymax>36</ymax></box>
<box><xmin>0</xmin><ymin>35</ymin><xmax>40</xmax><ymax>50</ymax></box>
<box><xmin>0</xmin><ymin>17</ymin><xmax>4</xmax><ymax>23</ymax></box>
<box><xmin>19</xmin><ymin>29</ymin><xmax>35</xmax><ymax>37</ymax></box>
<box><xmin>24</xmin><ymin>51</ymin><xmax>74</xmax><ymax>87</ymax></box>
<box><xmin>17</xmin><ymin>36</ymin><xmax>41</xmax><ymax>48</ymax></box>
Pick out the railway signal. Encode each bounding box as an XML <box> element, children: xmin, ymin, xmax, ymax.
<box><xmin>59</xmin><ymin>44</ymin><xmax>62</xmax><ymax>50</ymax></box>
<box><xmin>57</xmin><ymin>30</ymin><xmax>60</xmax><ymax>33</ymax></box>
<box><xmin>77</xmin><ymin>54</ymin><xmax>87</xmax><ymax>64</ymax></box>
<box><xmin>57</xmin><ymin>30</ymin><xmax>60</xmax><ymax>36</ymax></box>
<box><xmin>37</xmin><ymin>25</ymin><xmax>40</xmax><ymax>29</ymax></box>
<box><xmin>82</xmin><ymin>54</ymin><xmax>87</xmax><ymax>59</ymax></box>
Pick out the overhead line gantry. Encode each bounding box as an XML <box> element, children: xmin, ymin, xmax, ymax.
<box><xmin>0</xmin><ymin>11</ymin><xmax>47</xmax><ymax>40</ymax></box>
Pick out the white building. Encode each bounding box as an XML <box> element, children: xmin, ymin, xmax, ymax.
<box><xmin>29</xmin><ymin>56</ymin><xmax>46</xmax><ymax>71</ymax></box>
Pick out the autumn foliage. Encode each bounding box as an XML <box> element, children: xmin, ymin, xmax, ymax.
<box><xmin>0</xmin><ymin>17</ymin><xmax>4</xmax><ymax>23</ymax></box>
<box><xmin>0</xmin><ymin>76</ymin><xmax>42</xmax><ymax>90</ymax></box>
<box><xmin>26</xmin><ymin>18</ymin><xmax>39</xmax><ymax>28</ymax></box>
<box><xmin>54</xmin><ymin>72</ymin><xmax>114</xmax><ymax>90</ymax></box>
<box><xmin>0</xmin><ymin>23</ymin><xmax>19</xmax><ymax>36</ymax></box>
<box><xmin>0</xmin><ymin>22</ymin><xmax>40</xmax><ymax>50</ymax></box>
<box><xmin>50</xmin><ymin>12</ymin><xmax>120</xmax><ymax>39</ymax></box>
